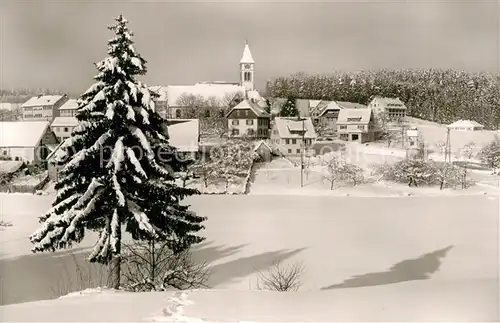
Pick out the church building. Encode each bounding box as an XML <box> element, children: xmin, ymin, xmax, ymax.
<box><xmin>151</xmin><ymin>41</ymin><xmax>267</xmax><ymax>119</ymax></box>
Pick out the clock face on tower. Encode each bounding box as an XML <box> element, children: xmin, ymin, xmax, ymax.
<box><xmin>244</xmin><ymin>64</ymin><xmax>251</xmax><ymax>69</ymax></box>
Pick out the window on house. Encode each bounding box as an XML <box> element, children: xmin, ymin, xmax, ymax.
<box><xmin>64</xmin><ymin>127</ymin><xmax>68</xmax><ymax>132</ymax></box>
<box><xmin>232</xmin><ymin>120</ymin><xmax>239</xmax><ymax>125</ymax></box>
<box><xmin>244</xmin><ymin>72</ymin><xmax>251</xmax><ymax>82</ymax></box>
<box><xmin>247</xmin><ymin>129</ymin><xmax>254</xmax><ymax>136</ymax></box>
<box><xmin>273</xmin><ymin>130</ymin><xmax>278</xmax><ymax>135</ymax></box>
<box><xmin>246</xmin><ymin>119</ymin><xmax>253</xmax><ymax>125</ymax></box>
<box><xmin>296</xmin><ymin>149</ymin><xmax>301</xmax><ymax>154</ymax></box>
<box><xmin>292</xmin><ymin>139</ymin><xmax>296</xmax><ymax>145</ymax></box>
<box><xmin>175</xmin><ymin>109</ymin><xmax>182</xmax><ymax>118</ymax></box>
<box><xmin>351</xmin><ymin>134</ymin><xmax>359</xmax><ymax>141</ymax></box>
<box><xmin>357</xmin><ymin>125</ymin><xmax>365</xmax><ymax>130</ymax></box>
<box><xmin>232</xmin><ymin>129</ymin><xmax>239</xmax><ymax>136</ymax></box>
<box><xmin>347</xmin><ymin>117</ymin><xmax>362</xmax><ymax>122</ymax></box>
<box><xmin>2</xmin><ymin>151</ymin><xmax>6</xmax><ymax>155</ymax></box>
<box><xmin>340</xmin><ymin>125</ymin><xmax>347</xmax><ymax>129</ymax></box>
<box><xmin>285</xmin><ymin>139</ymin><xmax>290</xmax><ymax>145</ymax></box>
<box><xmin>245</xmin><ymin>110</ymin><xmax>249</xmax><ymax>116</ymax></box>
<box><xmin>287</xmin><ymin>149</ymin><xmax>292</xmax><ymax>154</ymax></box>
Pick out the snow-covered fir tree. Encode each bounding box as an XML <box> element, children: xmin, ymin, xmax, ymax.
<box><xmin>30</xmin><ymin>15</ymin><xmax>206</xmax><ymax>289</ymax></box>
<box><xmin>279</xmin><ymin>98</ymin><xmax>298</xmax><ymax>117</ymax></box>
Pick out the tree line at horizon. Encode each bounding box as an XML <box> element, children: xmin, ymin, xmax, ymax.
<box><xmin>265</xmin><ymin>70</ymin><xmax>500</xmax><ymax>129</ymax></box>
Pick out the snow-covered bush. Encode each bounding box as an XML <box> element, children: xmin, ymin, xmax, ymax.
<box><xmin>122</xmin><ymin>239</ymin><xmax>210</xmax><ymax>292</ymax></box>
<box><xmin>478</xmin><ymin>136</ymin><xmax>500</xmax><ymax>173</ymax></box>
<box><xmin>375</xmin><ymin>158</ymin><xmax>437</xmax><ymax>187</ymax></box>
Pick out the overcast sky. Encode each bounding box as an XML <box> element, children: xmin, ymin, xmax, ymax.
<box><xmin>0</xmin><ymin>0</ymin><xmax>498</xmax><ymax>94</ymax></box>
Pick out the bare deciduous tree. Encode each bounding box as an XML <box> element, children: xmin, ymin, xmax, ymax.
<box><xmin>321</xmin><ymin>156</ymin><xmax>342</xmax><ymax>190</ymax></box>
<box><xmin>460</xmin><ymin>142</ymin><xmax>476</xmax><ymax>189</ymax></box>
<box><xmin>175</xmin><ymin>93</ymin><xmax>206</xmax><ymax>119</ymax></box>
<box><xmin>256</xmin><ymin>260</ymin><xmax>305</xmax><ymax>292</ymax></box>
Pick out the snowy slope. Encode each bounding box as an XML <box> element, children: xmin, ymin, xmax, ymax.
<box><xmin>1</xmin><ymin>281</ymin><xmax>498</xmax><ymax>322</ymax></box>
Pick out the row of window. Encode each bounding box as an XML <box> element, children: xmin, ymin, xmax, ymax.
<box><xmin>231</xmin><ymin>118</ymin><xmax>269</xmax><ymax>126</ymax></box>
<box><xmin>271</xmin><ymin>138</ymin><xmax>313</xmax><ymax>145</ymax></box>
<box><xmin>23</xmin><ymin>106</ymin><xmax>52</xmax><ymax>111</ymax></box>
<box><xmin>339</xmin><ymin>125</ymin><xmax>366</xmax><ymax>130</ymax></box>
<box><xmin>231</xmin><ymin>128</ymin><xmax>269</xmax><ymax>136</ymax></box>
<box><xmin>24</xmin><ymin>114</ymin><xmax>45</xmax><ymax>119</ymax></box>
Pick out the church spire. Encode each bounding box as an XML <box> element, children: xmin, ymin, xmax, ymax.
<box><xmin>240</xmin><ymin>41</ymin><xmax>255</xmax><ymax>64</ymax></box>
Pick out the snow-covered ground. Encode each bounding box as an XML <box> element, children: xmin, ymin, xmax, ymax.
<box><xmin>0</xmin><ymin>193</ymin><xmax>498</xmax><ymax>321</ymax></box>
<box><xmin>2</xmin><ymin>280</ymin><xmax>498</xmax><ymax>322</ymax></box>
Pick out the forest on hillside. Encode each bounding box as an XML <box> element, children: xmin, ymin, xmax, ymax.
<box><xmin>265</xmin><ymin>69</ymin><xmax>500</xmax><ymax>130</ymax></box>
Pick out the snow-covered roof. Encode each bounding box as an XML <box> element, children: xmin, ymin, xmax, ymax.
<box><xmin>240</xmin><ymin>42</ymin><xmax>255</xmax><ymax>64</ymax></box>
<box><xmin>254</xmin><ymin>140</ymin><xmax>272</xmax><ymax>152</ymax></box>
<box><xmin>59</xmin><ymin>99</ymin><xmax>78</xmax><ymax>110</ymax></box>
<box><xmin>273</xmin><ymin>117</ymin><xmax>317</xmax><ymax>139</ymax></box>
<box><xmin>337</xmin><ymin>101</ymin><xmax>368</xmax><ymax>110</ymax></box>
<box><xmin>0</xmin><ymin>160</ymin><xmax>24</xmax><ymax>174</ymax></box>
<box><xmin>372</xmin><ymin>96</ymin><xmax>407</xmax><ymax>109</ymax></box>
<box><xmin>0</xmin><ymin>103</ymin><xmax>21</xmax><ymax>111</ymax></box>
<box><xmin>166</xmin><ymin>119</ymin><xmax>199</xmax><ymax>152</ymax></box>
<box><xmin>227</xmin><ymin>99</ymin><xmax>269</xmax><ymax>118</ymax></box>
<box><xmin>447</xmin><ymin>120</ymin><xmax>484</xmax><ymax>128</ymax></box>
<box><xmin>311</xmin><ymin>100</ymin><xmax>333</xmax><ymax>116</ymax></box>
<box><xmin>247</xmin><ymin>90</ymin><xmax>267</xmax><ymax>108</ymax></box>
<box><xmin>165</xmin><ymin>83</ymin><xmax>246</xmax><ymax>107</ymax></box>
<box><xmin>21</xmin><ymin>95</ymin><xmax>66</xmax><ymax>108</ymax></box>
<box><xmin>51</xmin><ymin>117</ymin><xmax>79</xmax><ymax>127</ymax></box>
<box><xmin>0</xmin><ymin>121</ymin><xmax>50</xmax><ymax>147</ymax></box>
<box><xmin>337</xmin><ymin>108</ymin><xmax>372</xmax><ymax>124</ymax></box>
<box><xmin>309</xmin><ymin>100</ymin><xmax>322</xmax><ymax>109</ymax></box>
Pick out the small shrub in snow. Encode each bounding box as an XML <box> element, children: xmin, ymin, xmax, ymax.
<box><xmin>256</xmin><ymin>260</ymin><xmax>304</xmax><ymax>292</ymax></box>
<box><xmin>122</xmin><ymin>239</ymin><xmax>210</xmax><ymax>292</ymax></box>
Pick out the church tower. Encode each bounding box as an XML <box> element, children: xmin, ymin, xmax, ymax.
<box><xmin>240</xmin><ymin>41</ymin><xmax>255</xmax><ymax>91</ymax></box>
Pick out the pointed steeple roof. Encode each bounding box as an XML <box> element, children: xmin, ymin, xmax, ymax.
<box><xmin>240</xmin><ymin>40</ymin><xmax>255</xmax><ymax>64</ymax></box>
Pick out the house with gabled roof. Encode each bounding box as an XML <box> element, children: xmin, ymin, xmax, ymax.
<box><xmin>447</xmin><ymin>120</ymin><xmax>484</xmax><ymax>131</ymax></box>
<box><xmin>226</xmin><ymin>99</ymin><xmax>270</xmax><ymax>138</ymax></box>
<box><xmin>0</xmin><ymin>121</ymin><xmax>59</xmax><ymax>163</ymax></box>
<box><xmin>270</xmin><ymin>117</ymin><xmax>317</xmax><ymax>156</ymax></box>
<box><xmin>368</xmin><ymin>96</ymin><xmax>407</xmax><ymax>120</ymax></box>
<box><xmin>337</xmin><ymin>108</ymin><xmax>375</xmax><ymax>143</ymax></box>
<box><xmin>21</xmin><ymin>94</ymin><xmax>68</xmax><ymax>122</ymax></box>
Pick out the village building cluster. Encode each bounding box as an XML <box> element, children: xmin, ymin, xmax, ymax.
<box><xmin>0</xmin><ymin>41</ymin><xmax>485</xmax><ymax>180</ymax></box>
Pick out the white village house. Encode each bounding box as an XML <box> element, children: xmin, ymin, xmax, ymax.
<box><xmin>21</xmin><ymin>94</ymin><xmax>68</xmax><ymax>122</ymax></box>
<box><xmin>337</xmin><ymin>108</ymin><xmax>375</xmax><ymax>143</ymax></box>
<box><xmin>226</xmin><ymin>99</ymin><xmax>271</xmax><ymax>139</ymax></box>
<box><xmin>368</xmin><ymin>96</ymin><xmax>407</xmax><ymax>120</ymax></box>
<box><xmin>150</xmin><ymin>41</ymin><xmax>266</xmax><ymax>119</ymax></box>
<box><xmin>447</xmin><ymin>120</ymin><xmax>485</xmax><ymax>131</ymax></box>
<box><xmin>51</xmin><ymin>99</ymin><xmax>79</xmax><ymax>141</ymax></box>
<box><xmin>270</xmin><ymin>117</ymin><xmax>317</xmax><ymax>156</ymax></box>
<box><xmin>0</xmin><ymin>121</ymin><xmax>59</xmax><ymax>163</ymax></box>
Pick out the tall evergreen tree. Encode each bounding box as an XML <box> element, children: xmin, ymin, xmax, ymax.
<box><xmin>279</xmin><ymin>97</ymin><xmax>299</xmax><ymax>117</ymax></box>
<box><xmin>30</xmin><ymin>15</ymin><xmax>205</xmax><ymax>289</ymax></box>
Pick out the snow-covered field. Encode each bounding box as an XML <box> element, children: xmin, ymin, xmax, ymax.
<box><xmin>0</xmin><ymin>193</ymin><xmax>498</xmax><ymax>321</ymax></box>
